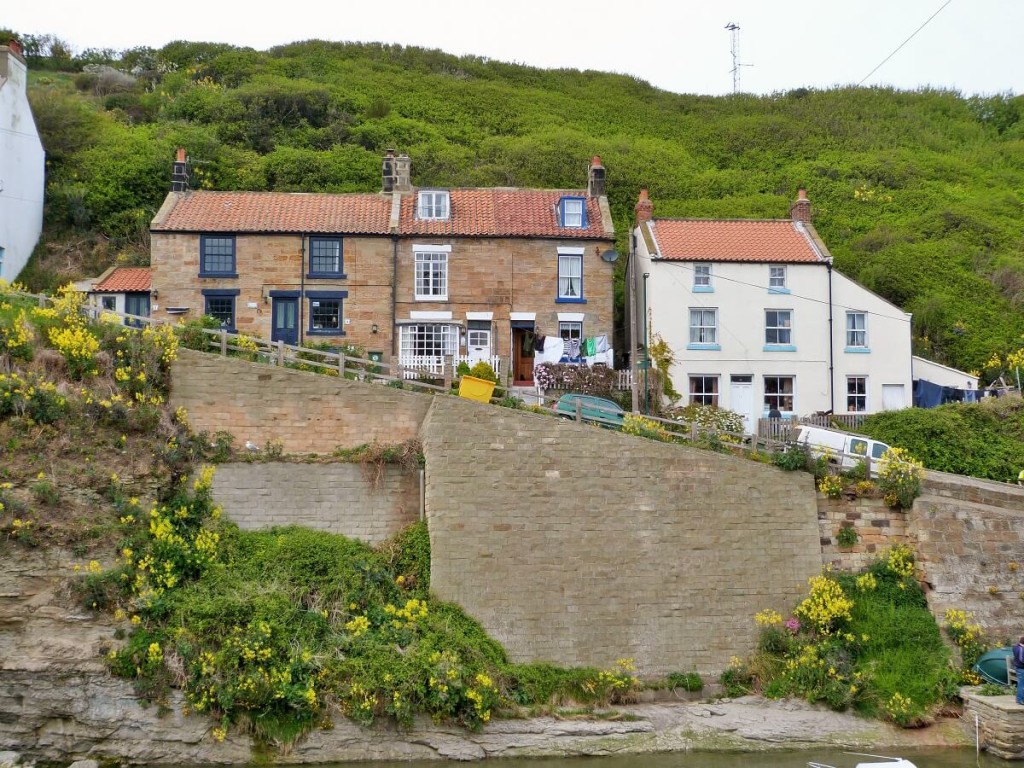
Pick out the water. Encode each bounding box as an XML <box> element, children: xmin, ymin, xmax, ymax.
<box><xmin>323</xmin><ymin>748</ymin><xmax>1000</xmax><ymax>768</ymax></box>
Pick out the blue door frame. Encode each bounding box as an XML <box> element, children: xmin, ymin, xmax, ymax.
<box><xmin>271</xmin><ymin>297</ymin><xmax>299</xmax><ymax>345</ymax></box>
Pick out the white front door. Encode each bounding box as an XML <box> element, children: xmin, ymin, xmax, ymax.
<box><xmin>730</xmin><ymin>376</ymin><xmax>755</xmax><ymax>433</ymax></box>
<box><xmin>467</xmin><ymin>328</ymin><xmax>491</xmax><ymax>366</ymax></box>
<box><xmin>882</xmin><ymin>384</ymin><xmax>906</xmax><ymax>411</ymax></box>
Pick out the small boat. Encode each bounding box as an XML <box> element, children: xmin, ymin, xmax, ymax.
<box><xmin>973</xmin><ymin>646</ymin><xmax>1013</xmax><ymax>685</ymax></box>
<box><xmin>808</xmin><ymin>754</ymin><xmax>917</xmax><ymax>768</ymax></box>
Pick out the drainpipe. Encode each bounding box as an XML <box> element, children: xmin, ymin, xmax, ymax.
<box><xmin>391</xmin><ymin>235</ymin><xmax>398</xmax><ymax>357</ymax></box>
<box><xmin>643</xmin><ymin>271</ymin><xmax>650</xmax><ymax>415</ymax></box>
<box><xmin>628</xmin><ymin>232</ymin><xmax>639</xmax><ymax>413</ymax></box>
<box><xmin>826</xmin><ymin>258</ymin><xmax>835</xmax><ymax>414</ymax></box>
<box><xmin>299</xmin><ymin>234</ymin><xmax>306</xmax><ymax>345</ymax></box>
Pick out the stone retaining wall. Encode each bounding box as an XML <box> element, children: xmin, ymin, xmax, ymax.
<box><xmin>211</xmin><ymin>463</ymin><xmax>420</xmax><ymax>544</ymax></box>
<box><xmin>962</xmin><ymin>689</ymin><xmax>1024</xmax><ymax>760</ymax></box>
<box><xmin>170</xmin><ymin>349</ymin><xmax>432</xmax><ymax>454</ymax></box>
<box><xmin>420</xmin><ymin>396</ymin><xmax>823</xmax><ymax>677</ymax></box>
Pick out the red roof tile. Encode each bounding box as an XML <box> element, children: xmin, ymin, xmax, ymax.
<box><xmin>399</xmin><ymin>189</ymin><xmax>611</xmax><ymax>239</ymax></box>
<box><xmin>94</xmin><ymin>267</ymin><xmax>151</xmax><ymax>292</ymax></box>
<box><xmin>150</xmin><ymin>189</ymin><xmax>613</xmax><ymax>240</ymax></box>
<box><xmin>648</xmin><ymin>219</ymin><xmax>824</xmax><ymax>263</ymax></box>
<box><xmin>152</xmin><ymin>191</ymin><xmax>393</xmax><ymax>234</ymax></box>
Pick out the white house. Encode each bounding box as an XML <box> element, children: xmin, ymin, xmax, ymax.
<box><xmin>79</xmin><ymin>266</ymin><xmax>152</xmax><ymax>322</ymax></box>
<box><xmin>627</xmin><ymin>189</ymin><xmax>914</xmax><ymax>430</ymax></box>
<box><xmin>0</xmin><ymin>41</ymin><xmax>45</xmax><ymax>282</ymax></box>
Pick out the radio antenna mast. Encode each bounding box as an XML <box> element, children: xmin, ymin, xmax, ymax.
<box><xmin>724</xmin><ymin>22</ymin><xmax>751</xmax><ymax>94</ymax></box>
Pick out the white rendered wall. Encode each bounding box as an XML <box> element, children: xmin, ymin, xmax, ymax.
<box><xmin>912</xmin><ymin>355</ymin><xmax>978</xmax><ymax>390</ymax></box>
<box><xmin>0</xmin><ymin>48</ymin><xmax>45</xmax><ymax>282</ymax></box>
<box><xmin>634</xmin><ymin>226</ymin><xmax>913</xmax><ymax>424</ymax></box>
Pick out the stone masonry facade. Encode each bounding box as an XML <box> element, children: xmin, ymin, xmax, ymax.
<box><xmin>149</xmin><ymin>231</ymin><xmax>395</xmax><ymax>352</ymax></box>
<box><xmin>211</xmin><ymin>463</ymin><xmax>419</xmax><ymax>544</ymax></box>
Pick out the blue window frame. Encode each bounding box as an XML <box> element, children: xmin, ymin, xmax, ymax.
<box><xmin>202</xmin><ymin>288</ymin><xmax>239</xmax><ymax>330</ymax></box>
<box><xmin>307</xmin><ymin>237</ymin><xmax>345</xmax><ymax>278</ymax></box>
<box><xmin>558</xmin><ymin>197</ymin><xmax>587</xmax><ymax>228</ymax></box>
<box><xmin>307</xmin><ymin>290</ymin><xmax>348</xmax><ymax>335</ymax></box>
<box><xmin>199</xmin><ymin>235</ymin><xmax>237</xmax><ymax>277</ymax></box>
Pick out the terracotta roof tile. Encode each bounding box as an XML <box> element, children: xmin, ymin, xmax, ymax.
<box><xmin>94</xmin><ymin>267</ymin><xmax>151</xmax><ymax>292</ymax></box>
<box><xmin>649</xmin><ymin>219</ymin><xmax>823</xmax><ymax>263</ymax></box>
<box><xmin>151</xmin><ymin>189</ymin><xmax>613</xmax><ymax>240</ymax></box>
<box><xmin>399</xmin><ymin>189</ymin><xmax>612</xmax><ymax>239</ymax></box>
<box><xmin>152</xmin><ymin>191</ymin><xmax>393</xmax><ymax>234</ymax></box>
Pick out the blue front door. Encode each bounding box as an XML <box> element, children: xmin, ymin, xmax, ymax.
<box><xmin>124</xmin><ymin>293</ymin><xmax>150</xmax><ymax>327</ymax></box>
<box><xmin>271</xmin><ymin>297</ymin><xmax>298</xmax><ymax>345</ymax></box>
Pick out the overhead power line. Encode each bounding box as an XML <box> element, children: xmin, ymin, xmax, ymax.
<box><xmin>858</xmin><ymin>0</ymin><xmax>954</xmax><ymax>86</ymax></box>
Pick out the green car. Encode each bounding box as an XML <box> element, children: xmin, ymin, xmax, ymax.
<box><xmin>551</xmin><ymin>393</ymin><xmax>625</xmax><ymax>428</ymax></box>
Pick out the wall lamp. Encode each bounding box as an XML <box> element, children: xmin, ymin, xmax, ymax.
<box><xmin>151</xmin><ymin>289</ymin><xmax>158</xmax><ymax>300</ymax></box>
<box><xmin>371</xmin><ymin>323</ymin><xmax>379</xmax><ymax>334</ymax></box>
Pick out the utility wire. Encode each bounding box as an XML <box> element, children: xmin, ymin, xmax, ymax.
<box><xmin>858</xmin><ymin>0</ymin><xmax>954</xmax><ymax>86</ymax></box>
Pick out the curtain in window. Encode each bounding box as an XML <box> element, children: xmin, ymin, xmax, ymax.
<box><xmin>558</xmin><ymin>255</ymin><xmax>582</xmax><ymax>298</ymax></box>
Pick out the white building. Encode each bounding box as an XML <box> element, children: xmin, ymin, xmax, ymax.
<box><xmin>628</xmin><ymin>189</ymin><xmax>915</xmax><ymax>430</ymax></box>
<box><xmin>0</xmin><ymin>41</ymin><xmax>45</xmax><ymax>282</ymax></box>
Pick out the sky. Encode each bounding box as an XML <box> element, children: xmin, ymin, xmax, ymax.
<box><xmin>5</xmin><ymin>0</ymin><xmax>1023</xmax><ymax>97</ymax></box>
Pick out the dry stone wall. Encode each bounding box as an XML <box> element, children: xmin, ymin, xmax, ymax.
<box><xmin>211</xmin><ymin>463</ymin><xmax>419</xmax><ymax>544</ymax></box>
<box><xmin>420</xmin><ymin>396</ymin><xmax>823</xmax><ymax>677</ymax></box>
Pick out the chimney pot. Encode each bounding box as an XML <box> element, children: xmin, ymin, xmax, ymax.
<box><xmin>635</xmin><ymin>189</ymin><xmax>653</xmax><ymax>223</ymax></box>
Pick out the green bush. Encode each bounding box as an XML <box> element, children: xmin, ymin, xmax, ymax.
<box><xmin>772</xmin><ymin>443</ymin><xmax>808</xmax><ymax>472</ymax></box>
<box><xmin>666</xmin><ymin>671</ymin><xmax>704</xmax><ymax>692</ymax></box>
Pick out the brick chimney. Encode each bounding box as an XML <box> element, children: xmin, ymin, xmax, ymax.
<box><xmin>789</xmin><ymin>188</ymin><xmax>811</xmax><ymax>223</ymax></box>
<box><xmin>382</xmin><ymin>149</ymin><xmax>396</xmax><ymax>192</ymax></box>
<box><xmin>382</xmin><ymin>149</ymin><xmax>412</xmax><ymax>193</ymax></box>
<box><xmin>588</xmin><ymin>155</ymin><xmax>606</xmax><ymax>197</ymax></box>
<box><xmin>171</xmin><ymin>147</ymin><xmax>189</xmax><ymax>192</ymax></box>
<box><xmin>635</xmin><ymin>189</ymin><xmax>653</xmax><ymax>224</ymax></box>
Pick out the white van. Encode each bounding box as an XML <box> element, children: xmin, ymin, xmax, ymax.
<box><xmin>792</xmin><ymin>425</ymin><xmax>891</xmax><ymax>475</ymax></box>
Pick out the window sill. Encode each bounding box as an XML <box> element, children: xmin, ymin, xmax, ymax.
<box><xmin>763</xmin><ymin>344</ymin><xmax>797</xmax><ymax>352</ymax></box>
<box><xmin>687</xmin><ymin>343</ymin><xmax>721</xmax><ymax>351</ymax></box>
<box><xmin>198</xmin><ymin>272</ymin><xmax>238</xmax><ymax>279</ymax></box>
<box><xmin>768</xmin><ymin>287</ymin><xmax>791</xmax><ymax>294</ymax></box>
<box><xmin>307</xmin><ymin>273</ymin><xmax>347</xmax><ymax>280</ymax></box>
<box><xmin>414</xmin><ymin>295</ymin><xmax>449</xmax><ymax>302</ymax></box>
<box><xmin>844</xmin><ymin>346</ymin><xmax>871</xmax><ymax>354</ymax></box>
<box><xmin>692</xmin><ymin>286</ymin><xmax>714</xmax><ymax>293</ymax></box>
<box><xmin>308</xmin><ymin>329</ymin><xmax>346</xmax><ymax>336</ymax></box>
<box><xmin>555</xmin><ymin>297</ymin><xmax>587</xmax><ymax>304</ymax></box>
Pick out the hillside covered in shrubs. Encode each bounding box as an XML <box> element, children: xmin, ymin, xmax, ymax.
<box><xmin>5</xmin><ymin>31</ymin><xmax>1024</xmax><ymax>378</ymax></box>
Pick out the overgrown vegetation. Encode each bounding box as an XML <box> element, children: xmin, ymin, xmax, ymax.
<box><xmin>9</xmin><ymin>32</ymin><xmax>1024</xmax><ymax>375</ymax></box>
<box><xmin>862</xmin><ymin>394</ymin><xmax>1024</xmax><ymax>481</ymax></box>
<box><xmin>728</xmin><ymin>546</ymin><xmax>961</xmax><ymax>727</ymax></box>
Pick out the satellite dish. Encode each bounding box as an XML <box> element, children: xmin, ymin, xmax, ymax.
<box><xmin>600</xmin><ymin>249</ymin><xmax>619</xmax><ymax>263</ymax></box>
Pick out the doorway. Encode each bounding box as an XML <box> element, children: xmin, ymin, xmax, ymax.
<box><xmin>467</xmin><ymin>320</ymin><xmax>492</xmax><ymax>366</ymax></box>
<box><xmin>271</xmin><ymin>297</ymin><xmax>299</xmax><ymax>345</ymax></box>
<box><xmin>511</xmin><ymin>324</ymin><xmax>535</xmax><ymax>384</ymax></box>
<box><xmin>730</xmin><ymin>374</ymin><xmax>755</xmax><ymax>433</ymax></box>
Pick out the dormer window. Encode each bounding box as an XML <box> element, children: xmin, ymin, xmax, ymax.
<box><xmin>559</xmin><ymin>197</ymin><xmax>587</xmax><ymax>229</ymax></box>
<box><xmin>418</xmin><ymin>190</ymin><xmax>450</xmax><ymax>220</ymax></box>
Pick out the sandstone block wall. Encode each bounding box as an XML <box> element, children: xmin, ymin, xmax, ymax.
<box><xmin>170</xmin><ymin>348</ymin><xmax>432</xmax><ymax>453</ymax></box>
<box><xmin>818</xmin><ymin>494</ymin><xmax>909</xmax><ymax>571</ymax></box>
<box><xmin>212</xmin><ymin>463</ymin><xmax>420</xmax><ymax>544</ymax></box>
<box><xmin>420</xmin><ymin>396</ymin><xmax>823</xmax><ymax>677</ymax></box>
<box><xmin>910</xmin><ymin>472</ymin><xmax>1024</xmax><ymax>641</ymax></box>
<box><xmin>962</xmin><ymin>690</ymin><xmax>1024</xmax><ymax>760</ymax></box>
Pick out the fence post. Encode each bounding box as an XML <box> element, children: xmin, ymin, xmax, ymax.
<box><xmin>338</xmin><ymin>350</ymin><xmax>346</xmax><ymax>378</ymax></box>
<box><xmin>276</xmin><ymin>340</ymin><xmax>284</xmax><ymax>366</ymax></box>
<box><xmin>575</xmin><ymin>399</ymin><xmax>582</xmax><ymax>422</ymax></box>
<box><xmin>691</xmin><ymin>422</ymin><xmax>698</xmax><ymax>442</ymax></box>
<box><xmin>219</xmin><ymin>329</ymin><xmax>228</xmax><ymax>356</ymax></box>
<box><xmin>443</xmin><ymin>357</ymin><xmax>452</xmax><ymax>390</ymax></box>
